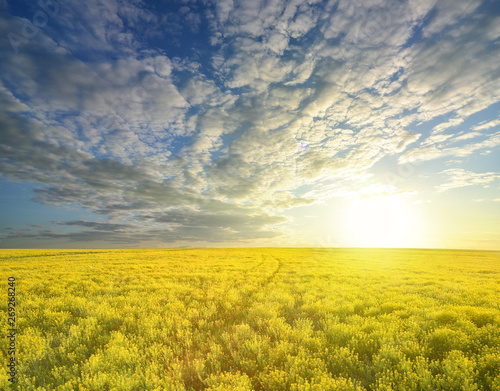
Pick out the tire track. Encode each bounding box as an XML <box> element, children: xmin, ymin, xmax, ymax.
<box><xmin>218</xmin><ymin>254</ymin><xmax>282</xmax><ymax>326</ymax></box>
<box><xmin>261</xmin><ymin>255</ymin><xmax>282</xmax><ymax>287</ymax></box>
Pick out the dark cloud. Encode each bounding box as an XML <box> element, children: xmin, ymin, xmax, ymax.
<box><xmin>149</xmin><ymin>208</ymin><xmax>286</xmax><ymax>229</ymax></box>
<box><xmin>54</xmin><ymin>220</ymin><xmax>130</xmax><ymax>231</ymax></box>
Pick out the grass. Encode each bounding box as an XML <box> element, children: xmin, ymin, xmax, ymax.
<box><xmin>1</xmin><ymin>248</ymin><xmax>500</xmax><ymax>390</ymax></box>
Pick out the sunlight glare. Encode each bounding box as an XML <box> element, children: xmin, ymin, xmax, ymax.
<box><xmin>342</xmin><ymin>196</ymin><xmax>421</xmax><ymax>248</ymax></box>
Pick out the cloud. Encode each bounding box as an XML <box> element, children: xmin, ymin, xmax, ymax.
<box><xmin>398</xmin><ymin>146</ymin><xmax>445</xmax><ymax>164</ymax></box>
<box><xmin>473</xmin><ymin>119</ymin><xmax>500</xmax><ymax>131</ymax></box>
<box><xmin>432</xmin><ymin>118</ymin><xmax>465</xmax><ymax>134</ymax></box>
<box><xmin>400</xmin><ymin>131</ymin><xmax>500</xmax><ymax>163</ymax></box>
<box><xmin>451</xmin><ymin>132</ymin><xmax>482</xmax><ymax>142</ymax></box>
<box><xmin>436</xmin><ymin>169</ymin><xmax>500</xmax><ymax>192</ymax></box>
<box><xmin>147</xmin><ymin>207</ymin><xmax>285</xmax><ymax>230</ymax></box>
<box><xmin>1</xmin><ymin>0</ymin><xmax>499</xmax><ymax>246</ymax></box>
<box><xmin>420</xmin><ymin>133</ymin><xmax>454</xmax><ymax>147</ymax></box>
<box><xmin>54</xmin><ymin>220</ymin><xmax>130</xmax><ymax>231</ymax></box>
<box><xmin>357</xmin><ymin>184</ymin><xmax>417</xmax><ymax>199</ymax></box>
<box><xmin>47</xmin><ymin>0</ymin><xmax>156</xmax><ymax>55</ymax></box>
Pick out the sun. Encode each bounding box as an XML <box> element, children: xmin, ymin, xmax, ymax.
<box><xmin>341</xmin><ymin>195</ymin><xmax>421</xmax><ymax>248</ymax></box>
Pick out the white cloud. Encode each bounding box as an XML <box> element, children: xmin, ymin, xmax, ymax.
<box><xmin>401</xmin><ymin>131</ymin><xmax>500</xmax><ymax>163</ymax></box>
<box><xmin>421</xmin><ymin>0</ymin><xmax>481</xmax><ymax>38</ymax></box>
<box><xmin>399</xmin><ymin>146</ymin><xmax>444</xmax><ymax>164</ymax></box>
<box><xmin>421</xmin><ymin>133</ymin><xmax>454</xmax><ymax>147</ymax></box>
<box><xmin>432</xmin><ymin>118</ymin><xmax>465</xmax><ymax>134</ymax></box>
<box><xmin>451</xmin><ymin>132</ymin><xmax>482</xmax><ymax>142</ymax></box>
<box><xmin>437</xmin><ymin>169</ymin><xmax>500</xmax><ymax>192</ymax></box>
<box><xmin>474</xmin><ymin>119</ymin><xmax>500</xmax><ymax>131</ymax></box>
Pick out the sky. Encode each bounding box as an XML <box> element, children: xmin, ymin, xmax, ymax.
<box><xmin>0</xmin><ymin>0</ymin><xmax>499</xmax><ymax>250</ymax></box>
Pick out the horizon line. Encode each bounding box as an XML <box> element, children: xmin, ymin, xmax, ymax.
<box><xmin>1</xmin><ymin>246</ymin><xmax>499</xmax><ymax>252</ymax></box>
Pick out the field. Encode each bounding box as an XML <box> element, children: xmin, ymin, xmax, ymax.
<box><xmin>1</xmin><ymin>248</ymin><xmax>500</xmax><ymax>390</ymax></box>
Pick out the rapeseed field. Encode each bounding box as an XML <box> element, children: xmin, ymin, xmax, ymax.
<box><xmin>1</xmin><ymin>248</ymin><xmax>500</xmax><ymax>390</ymax></box>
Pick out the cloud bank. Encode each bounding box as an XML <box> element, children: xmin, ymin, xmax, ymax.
<box><xmin>1</xmin><ymin>0</ymin><xmax>499</xmax><ymax>246</ymax></box>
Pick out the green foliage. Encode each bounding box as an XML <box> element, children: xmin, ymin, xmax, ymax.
<box><xmin>1</xmin><ymin>248</ymin><xmax>499</xmax><ymax>390</ymax></box>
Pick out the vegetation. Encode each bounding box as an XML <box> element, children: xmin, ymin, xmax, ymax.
<box><xmin>1</xmin><ymin>248</ymin><xmax>500</xmax><ymax>390</ymax></box>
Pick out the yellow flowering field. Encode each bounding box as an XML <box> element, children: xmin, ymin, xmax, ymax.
<box><xmin>1</xmin><ymin>248</ymin><xmax>500</xmax><ymax>390</ymax></box>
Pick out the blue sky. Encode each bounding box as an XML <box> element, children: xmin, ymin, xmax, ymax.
<box><xmin>0</xmin><ymin>0</ymin><xmax>499</xmax><ymax>249</ymax></box>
